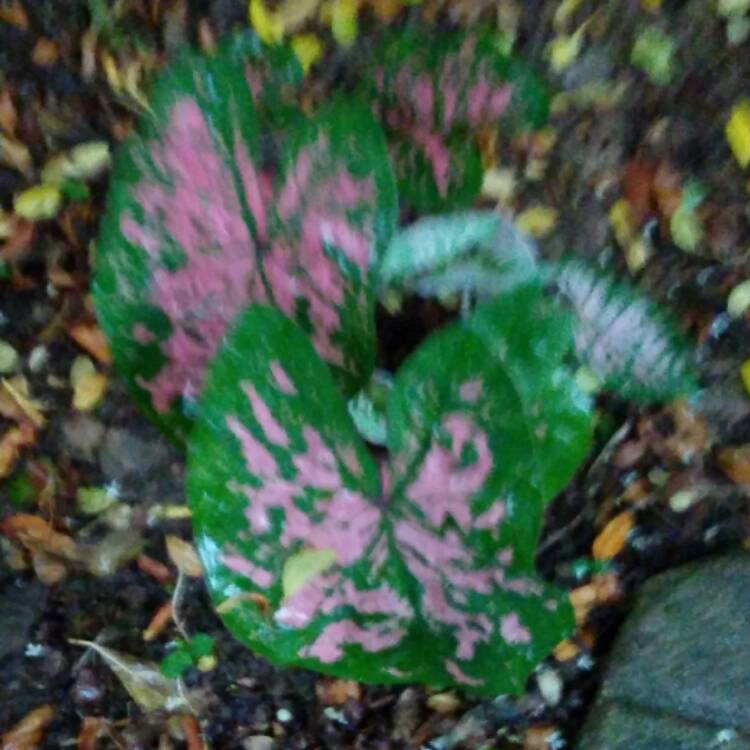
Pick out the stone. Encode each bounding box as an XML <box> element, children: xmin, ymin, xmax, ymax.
<box><xmin>576</xmin><ymin>552</ymin><xmax>750</xmax><ymax>749</ymax></box>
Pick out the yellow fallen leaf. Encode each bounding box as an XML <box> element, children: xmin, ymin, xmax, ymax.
<box><xmin>741</xmin><ymin>358</ymin><xmax>750</xmax><ymax>395</ymax></box>
<box><xmin>726</xmin><ymin>100</ymin><xmax>750</xmax><ymax>168</ymax></box>
<box><xmin>249</xmin><ymin>0</ymin><xmax>284</xmax><ymax>44</ymax></box>
<box><xmin>480</xmin><ymin>167</ymin><xmax>516</xmax><ymax>204</ymax></box>
<box><xmin>546</xmin><ymin>24</ymin><xmax>586</xmax><ymax>73</ymax></box>
<box><xmin>516</xmin><ymin>206</ymin><xmax>558</xmax><ymax>238</ymax></box>
<box><xmin>727</xmin><ymin>279</ymin><xmax>750</xmax><ymax>318</ymax></box>
<box><xmin>282</xmin><ymin>547</ymin><xmax>337</xmax><ymax>597</ymax></box>
<box><xmin>13</xmin><ymin>184</ymin><xmax>62</xmax><ymax>221</ymax></box>
<box><xmin>0</xmin><ymin>133</ymin><xmax>32</xmax><ymax>175</ymax></box>
<box><xmin>330</xmin><ymin>0</ymin><xmax>360</xmax><ymax>45</ymax></box>
<box><xmin>278</xmin><ymin>0</ymin><xmax>320</xmax><ymax>30</ymax></box>
<box><xmin>640</xmin><ymin>0</ymin><xmax>662</xmax><ymax>11</ymax></box>
<box><xmin>291</xmin><ymin>33</ymin><xmax>324</xmax><ymax>73</ymax></box>
<box><xmin>165</xmin><ymin>534</ymin><xmax>203</xmax><ymax>578</ymax></box>
<box><xmin>73</xmin><ymin>370</ymin><xmax>108</xmax><ymax>411</ymax></box>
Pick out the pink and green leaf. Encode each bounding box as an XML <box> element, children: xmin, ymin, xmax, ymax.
<box><xmin>94</xmin><ymin>41</ymin><xmax>395</xmax><ymax>442</ymax></box>
<box><xmin>188</xmin><ymin>306</ymin><xmax>573</xmax><ymax>696</ymax></box>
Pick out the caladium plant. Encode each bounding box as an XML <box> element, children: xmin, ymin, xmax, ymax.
<box><xmin>93</xmin><ymin>27</ymin><xmax>699</xmax><ymax>698</ymax></box>
<box><xmin>94</xmin><ymin>38</ymin><xmax>396</xmax><ymax>442</ymax></box>
<box><xmin>188</xmin><ymin>301</ymin><xmax>589</xmax><ymax>696</ymax></box>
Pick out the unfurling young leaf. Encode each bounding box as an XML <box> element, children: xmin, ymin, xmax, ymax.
<box><xmin>94</xmin><ymin>36</ymin><xmax>396</xmax><ymax>442</ymax></box>
<box><xmin>378</xmin><ymin>210</ymin><xmax>537</xmax><ymax>299</ymax></box>
<box><xmin>188</xmin><ymin>305</ymin><xmax>578</xmax><ymax>696</ymax></box>
<box><xmin>549</xmin><ymin>258</ymin><xmax>699</xmax><ymax>403</ymax></box>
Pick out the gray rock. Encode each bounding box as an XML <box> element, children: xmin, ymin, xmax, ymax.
<box><xmin>578</xmin><ymin>701</ymin><xmax>750</xmax><ymax>750</ymax></box>
<box><xmin>62</xmin><ymin>414</ymin><xmax>105</xmax><ymax>461</ymax></box>
<box><xmin>577</xmin><ymin>552</ymin><xmax>750</xmax><ymax>748</ymax></box>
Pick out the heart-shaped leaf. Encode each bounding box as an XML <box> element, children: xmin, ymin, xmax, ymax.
<box><xmin>549</xmin><ymin>258</ymin><xmax>699</xmax><ymax>403</ymax></box>
<box><xmin>188</xmin><ymin>305</ymin><xmax>574</xmax><ymax>696</ymax></box>
<box><xmin>94</xmin><ymin>40</ymin><xmax>396</xmax><ymax>441</ymax></box>
<box><xmin>466</xmin><ymin>284</ymin><xmax>594</xmax><ymax>501</ymax></box>
<box><xmin>363</xmin><ymin>29</ymin><xmax>549</xmax><ymax>212</ymax></box>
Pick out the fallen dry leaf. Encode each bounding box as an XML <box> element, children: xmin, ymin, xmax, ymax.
<box><xmin>0</xmin><ymin>422</ymin><xmax>36</xmax><ymax>479</ymax></box>
<box><xmin>317</xmin><ymin>678</ymin><xmax>361</xmax><ymax>706</ymax></box>
<box><xmin>143</xmin><ymin>602</ymin><xmax>173</xmax><ymax>642</ymax></box>
<box><xmin>76</xmin><ymin>717</ymin><xmax>105</xmax><ymax>750</ymax></box>
<box><xmin>180</xmin><ymin>715</ymin><xmax>204</xmax><ymax>750</ymax></box>
<box><xmin>137</xmin><ymin>554</ymin><xmax>173</xmax><ymax>584</ymax></box>
<box><xmin>569</xmin><ymin>583</ymin><xmax>597</xmax><ymax>625</ymax></box>
<box><xmin>165</xmin><ymin>535</ymin><xmax>203</xmax><ymax>578</ymax></box>
<box><xmin>0</xmin><ymin>0</ymin><xmax>29</xmax><ymax>29</ymax></box>
<box><xmin>0</xmin><ymin>376</ymin><xmax>46</xmax><ymax>427</ymax></box>
<box><xmin>717</xmin><ymin>444</ymin><xmax>750</xmax><ymax>485</ymax></box>
<box><xmin>426</xmin><ymin>691</ymin><xmax>461</xmax><ymax>714</ymax></box>
<box><xmin>68</xmin><ymin>324</ymin><xmax>112</xmax><ymax>365</ymax></box>
<box><xmin>1</xmin><ymin>704</ymin><xmax>54</xmax><ymax>750</ymax></box>
<box><xmin>69</xmin><ymin>640</ymin><xmax>185</xmax><ymax>714</ymax></box>
<box><xmin>524</xmin><ymin>726</ymin><xmax>557</xmax><ymax>750</ymax></box>
<box><xmin>553</xmin><ymin>639</ymin><xmax>580</xmax><ymax>661</ymax></box>
<box><xmin>1</xmin><ymin>513</ymin><xmax>80</xmax><ymax>561</ymax></box>
<box><xmin>592</xmin><ymin>511</ymin><xmax>634</xmax><ymax>560</ymax></box>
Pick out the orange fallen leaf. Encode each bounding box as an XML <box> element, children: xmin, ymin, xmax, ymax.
<box><xmin>143</xmin><ymin>602</ymin><xmax>173</xmax><ymax>642</ymax></box>
<box><xmin>1</xmin><ymin>704</ymin><xmax>54</xmax><ymax>750</ymax></box>
<box><xmin>31</xmin><ymin>38</ymin><xmax>58</xmax><ymax>66</ymax></box>
<box><xmin>0</xmin><ymin>1</ymin><xmax>29</xmax><ymax>30</ymax></box>
<box><xmin>569</xmin><ymin>583</ymin><xmax>597</xmax><ymax>625</ymax></box>
<box><xmin>180</xmin><ymin>715</ymin><xmax>204</xmax><ymax>750</ymax></box>
<box><xmin>137</xmin><ymin>553</ymin><xmax>173</xmax><ymax>584</ymax></box>
<box><xmin>553</xmin><ymin>639</ymin><xmax>579</xmax><ymax>661</ymax></box>
<box><xmin>317</xmin><ymin>678</ymin><xmax>361</xmax><ymax>706</ymax></box>
<box><xmin>68</xmin><ymin>324</ymin><xmax>112</xmax><ymax>365</ymax></box>
<box><xmin>1</xmin><ymin>513</ymin><xmax>80</xmax><ymax>561</ymax></box>
<box><xmin>592</xmin><ymin>511</ymin><xmax>634</xmax><ymax>560</ymax></box>
<box><xmin>0</xmin><ymin>422</ymin><xmax>36</xmax><ymax>479</ymax></box>
<box><xmin>622</xmin><ymin>157</ymin><xmax>656</xmax><ymax>226</ymax></box>
<box><xmin>0</xmin><ymin>89</ymin><xmax>17</xmax><ymax>136</ymax></box>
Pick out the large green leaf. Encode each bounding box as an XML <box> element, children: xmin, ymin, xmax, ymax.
<box><xmin>466</xmin><ymin>284</ymin><xmax>594</xmax><ymax>502</ymax></box>
<box><xmin>188</xmin><ymin>305</ymin><xmax>573</xmax><ymax>696</ymax></box>
<box><xmin>94</xmin><ymin>38</ymin><xmax>395</xmax><ymax>442</ymax></box>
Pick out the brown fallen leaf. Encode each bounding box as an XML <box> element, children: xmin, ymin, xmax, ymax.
<box><xmin>717</xmin><ymin>444</ymin><xmax>750</xmax><ymax>485</ymax></box>
<box><xmin>0</xmin><ymin>376</ymin><xmax>46</xmax><ymax>427</ymax></box>
<box><xmin>1</xmin><ymin>704</ymin><xmax>54</xmax><ymax>750</ymax></box>
<box><xmin>0</xmin><ymin>89</ymin><xmax>17</xmax><ymax>136</ymax></box>
<box><xmin>137</xmin><ymin>553</ymin><xmax>173</xmax><ymax>584</ymax></box>
<box><xmin>316</xmin><ymin>678</ymin><xmax>361</xmax><ymax>706</ymax></box>
<box><xmin>0</xmin><ymin>423</ymin><xmax>36</xmax><ymax>479</ymax></box>
<box><xmin>523</xmin><ymin>726</ymin><xmax>557</xmax><ymax>750</ymax></box>
<box><xmin>0</xmin><ymin>0</ymin><xmax>29</xmax><ymax>29</ymax></box>
<box><xmin>69</xmin><ymin>640</ymin><xmax>185</xmax><ymax>714</ymax></box>
<box><xmin>0</xmin><ymin>133</ymin><xmax>32</xmax><ymax>174</ymax></box>
<box><xmin>180</xmin><ymin>715</ymin><xmax>204</xmax><ymax>750</ymax></box>
<box><xmin>592</xmin><ymin>511</ymin><xmax>634</xmax><ymax>560</ymax></box>
<box><xmin>165</xmin><ymin>535</ymin><xmax>203</xmax><ymax>578</ymax></box>
<box><xmin>1</xmin><ymin>513</ymin><xmax>80</xmax><ymax>561</ymax></box>
<box><xmin>31</xmin><ymin>38</ymin><xmax>58</xmax><ymax>66</ymax></box>
<box><xmin>76</xmin><ymin>717</ymin><xmax>105</xmax><ymax>750</ymax></box>
<box><xmin>569</xmin><ymin>583</ymin><xmax>597</xmax><ymax>625</ymax></box>
<box><xmin>0</xmin><ymin>217</ymin><xmax>35</xmax><ymax>262</ymax></box>
<box><xmin>553</xmin><ymin>639</ymin><xmax>580</xmax><ymax>662</ymax></box>
<box><xmin>68</xmin><ymin>324</ymin><xmax>112</xmax><ymax>365</ymax></box>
